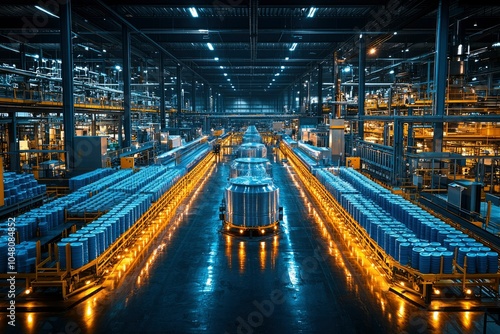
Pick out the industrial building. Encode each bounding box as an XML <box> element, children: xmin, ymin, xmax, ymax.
<box><xmin>2</xmin><ymin>1</ymin><xmax>500</xmax><ymax>333</ymax></box>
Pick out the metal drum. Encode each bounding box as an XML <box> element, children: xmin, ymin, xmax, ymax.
<box><xmin>230</xmin><ymin>158</ymin><xmax>272</xmax><ymax>178</ymax></box>
<box><xmin>224</xmin><ymin>176</ymin><xmax>279</xmax><ymax>228</ymax></box>
<box><xmin>242</xmin><ymin>125</ymin><xmax>262</xmax><ymax>144</ymax></box>
<box><xmin>238</xmin><ymin>143</ymin><xmax>267</xmax><ymax>158</ymax></box>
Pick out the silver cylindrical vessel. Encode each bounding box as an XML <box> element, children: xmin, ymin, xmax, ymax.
<box><xmin>230</xmin><ymin>157</ymin><xmax>272</xmax><ymax>178</ymax></box>
<box><xmin>225</xmin><ymin>176</ymin><xmax>279</xmax><ymax>228</ymax></box>
<box><xmin>238</xmin><ymin>143</ymin><xmax>267</xmax><ymax>158</ymax></box>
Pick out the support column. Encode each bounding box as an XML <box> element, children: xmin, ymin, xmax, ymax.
<box><xmin>159</xmin><ymin>54</ymin><xmax>166</xmax><ymax>131</ymax></box>
<box><xmin>432</xmin><ymin>0</ymin><xmax>449</xmax><ymax>153</ymax></box>
<box><xmin>317</xmin><ymin>63</ymin><xmax>323</xmax><ymax>117</ymax></box>
<box><xmin>392</xmin><ymin>119</ymin><xmax>404</xmax><ymax>186</ymax></box>
<box><xmin>333</xmin><ymin>51</ymin><xmax>341</xmax><ymax>118</ymax></box>
<box><xmin>122</xmin><ymin>25</ymin><xmax>131</xmax><ymax>148</ymax></box>
<box><xmin>176</xmin><ymin>65</ymin><xmax>182</xmax><ymax>130</ymax></box>
<box><xmin>191</xmin><ymin>75</ymin><xmax>196</xmax><ymax>113</ymax></box>
<box><xmin>8</xmin><ymin>114</ymin><xmax>18</xmax><ymax>172</ymax></box>
<box><xmin>60</xmin><ymin>1</ymin><xmax>75</xmax><ymax>170</ymax></box>
<box><xmin>358</xmin><ymin>36</ymin><xmax>366</xmax><ymax>140</ymax></box>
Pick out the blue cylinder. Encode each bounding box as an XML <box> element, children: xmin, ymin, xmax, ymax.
<box><xmin>476</xmin><ymin>253</ymin><xmax>488</xmax><ymax>274</ymax></box>
<box><xmin>431</xmin><ymin>252</ymin><xmax>442</xmax><ymax>274</ymax></box>
<box><xmin>411</xmin><ymin>247</ymin><xmax>424</xmax><ymax>269</ymax></box>
<box><xmin>487</xmin><ymin>252</ymin><xmax>499</xmax><ymax>273</ymax></box>
<box><xmin>419</xmin><ymin>252</ymin><xmax>432</xmax><ymax>274</ymax></box>
<box><xmin>466</xmin><ymin>253</ymin><xmax>477</xmax><ymax>274</ymax></box>
<box><xmin>442</xmin><ymin>251</ymin><xmax>454</xmax><ymax>274</ymax></box>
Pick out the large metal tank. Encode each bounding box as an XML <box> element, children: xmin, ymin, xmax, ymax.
<box><xmin>230</xmin><ymin>157</ymin><xmax>272</xmax><ymax>178</ymax></box>
<box><xmin>242</xmin><ymin>125</ymin><xmax>262</xmax><ymax>143</ymax></box>
<box><xmin>224</xmin><ymin>176</ymin><xmax>279</xmax><ymax>228</ymax></box>
<box><xmin>238</xmin><ymin>142</ymin><xmax>267</xmax><ymax>158</ymax></box>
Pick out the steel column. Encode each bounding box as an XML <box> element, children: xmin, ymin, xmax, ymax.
<box><xmin>358</xmin><ymin>36</ymin><xmax>366</xmax><ymax>140</ymax></box>
<box><xmin>122</xmin><ymin>25</ymin><xmax>131</xmax><ymax>148</ymax></box>
<box><xmin>176</xmin><ymin>64</ymin><xmax>182</xmax><ymax>128</ymax></box>
<box><xmin>191</xmin><ymin>75</ymin><xmax>196</xmax><ymax>113</ymax></box>
<box><xmin>317</xmin><ymin>63</ymin><xmax>323</xmax><ymax>117</ymax></box>
<box><xmin>432</xmin><ymin>0</ymin><xmax>449</xmax><ymax>153</ymax></box>
<box><xmin>60</xmin><ymin>1</ymin><xmax>75</xmax><ymax>170</ymax></box>
<box><xmin>159</xmin><ymin>54</ymin><xmax>166</xmax><ymax>131</ymax></box>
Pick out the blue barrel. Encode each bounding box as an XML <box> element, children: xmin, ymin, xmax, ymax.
<box><xmin>487</xmin><ymin>252</ymin><xmax>499</xmax><ymax>273</ymax></box>
<box><xmin>430</xmin><ymin>252</ymin><xmax>442</xmax><ymax>274</ymax></box>
<box><xmin>466</xmin><ymin>253</ymin><xmax>477</xmax><ymax>274</ymax></box>
<box><xmin>93</xmin><ymin>229</ymin><xmax>106</xmax><ymax>255</ymax></box>
<box><xmin>476</xmin><ymin>253</ymin><xmax>488</xmax><ymax>274</ymax></box>
<box><xmin>84</xmin><ymin>233</ymin><xmax>98</xmax><ymax>261</ymax></box>
<box><xmin>78</xmin><ymin>237</ymin><xmax>89</xmax><ymax>265</ymax></box>
<box><xmin>457</xmin><ymin>247</ymin><xmax>471</xmax><ymax>267</ymax></box>
<box><xmin>411</xmin><ymin>247</ymin><xmax>424</xmax><ymax>269</ymax></box>
<box><xmin>70</xmin><ymin>242</ymin><xmax>84</xmax><ymax>269</ymax></box>
<box><xmin>419</xmin><ymin>252</ymin><xmax>432</xmax><ymax>274</ymax></box>
<box><xmin>399</xmin><ymin>243</ymin><xmax>411</xmax><ymax>265</ymax></box>
<box><xmin>442</xmin><ymin>251</ymin><xmax>454</xmax><ymax>274</ymax></box>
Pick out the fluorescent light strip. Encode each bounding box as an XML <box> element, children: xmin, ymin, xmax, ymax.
<box><xmin>35</xmin><ymin>5</ymin><xmax>59</xmax><ymax>18</ymax></box>
<box><xmin>207</xmin><ymin>43</ymin><xmax>214</xmax><ymax>51</ymax></box>
<box><xmin>306</xmin><ymin>7</ymin><xmax>317</xmax><ymax>18</ymax></box>
<box><xmin>189</xmin><ymin>7</ymin><xmax>199</xmax><ymax>18</ymax></box>
<box><xmin>289</xmin><ymin>43</ymin><xmax>297</xmax><ymax>51</ymax></box>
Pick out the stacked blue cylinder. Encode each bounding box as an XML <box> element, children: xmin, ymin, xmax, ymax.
<box><xmin>68</xmin><ymin>168</ymin><xmax>116</xmax><ymax>192</ymax></box>
<box><xmin>2</xmin><ymin>172</ymin><xmax>47</xmax><ymax>207</ymax></box>
<box><xmin>314</xmin><ymin>167</ymin><xmax>500</xmax><ymax>275</ymax></box>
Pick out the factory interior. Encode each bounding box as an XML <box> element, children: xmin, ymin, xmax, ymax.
<box><xmin>2</xmin><ymin>0</ymin><xmax>500</xmax><ymax>333</ymax></box>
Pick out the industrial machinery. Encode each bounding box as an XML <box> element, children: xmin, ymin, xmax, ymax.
<box><xmin>219</xmin><ymin>126</ymin><xmax>282</xmax><ymax>236</ymax></box>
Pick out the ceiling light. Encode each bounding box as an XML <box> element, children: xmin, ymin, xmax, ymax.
<box><xmin>393</xmin><ymin>31</ymin><xmax>397</xmax><ymax>35</ymax></box>
<box><xmin>369</xmin><ymin>48</ymin><xmax>376</xmax><ymax>54</ymax></box>
<box><xmin>103</xmin><ymin>49</ymin><xmax>106</xmax><ymax>53</ymax></box>
<box><xmin>359</xmin><ymin>34</ymin><xmax>363</xmax><ymax>38</ymax></box>
<box><xmin>214</xmin><ymin>57</ymin><xmax>219</xmax><ymax>61</ymax></box>
<box><xmin>224</xmin><ymin>73</ymin><xmax>228</xmax><ymax>76</ymax></box>
<box><xmin>306</xmin><ymin>7</ymin><xmax>317</xmax><ymax>18</ymax></box>
<box><xmin>389</xmin><ymin>70</ymin><xmax>394</xmax><ymax>74</ymax></box>
<box><xmin>35</xmin><ymin>5</ymin><xmax>59</xmax><ymax>18</ymax></box>
<box><xmin>289</xmin><ymin>43</ymin><xmax>298</xmax><ymax>51</ymax></box>
<box><xmin>275</xmin><ymin>73</ymin><xmax>280</xmax><ymax>76</ymax></box>
<box><xmin>281</xmin><ymin>65</ymin><xmax>285</xmax><ymax>69</ymax></box>
<box><xmin>272</xmin><ymin>79</ymin><xmax>275</xmax><ymax>81</ymax></box>
<box><xmin>189</xmin><ymin>7</ymin><xmax>199</xmax><ymax>18</ymax></box>
<box><xmin>115</xmin><ymin>65</ymin><xmax>121</xmax><ymax>70</ymax></box>
<box><xmin>198</xmin><ymin>29</ymin><xmax>209</xmax><ymax>34</ymax></box>
<box><xmin>207</xmin><ymin>43</ymin><xmax>214</xmax><ymax>51</ymax></box>
<box><xmin>492</xmin><ymin>42</ymin><xmax>500</xmax><ymax>48</ymax></box>
<box><xmin>220</xmin><ymin>65</ymin><xmax>224</xmax><ymax>69</ymax></box>
<box><xmin>227</xmin><ymin>78</ymin><xmax>230</xmax><ymax>81</ymax></box>
<box><xmin>285</xmin><ymin>57</ymin><xmax>289</xmax><ymax>60</ymax></box>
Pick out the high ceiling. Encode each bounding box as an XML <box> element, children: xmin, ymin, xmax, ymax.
<box><xmin>0</xmin><ymin>0</ymin><xmax>499</xmax><ymax>98</ymax></box>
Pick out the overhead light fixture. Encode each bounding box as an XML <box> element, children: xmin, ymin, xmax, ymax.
<box><xmin>285</xmin><ymin>57</ymin><xmax>289</xmax><ymax>60</ymax></box>
<box><xmin>189</xmin><ymin>7</ymin><xmax>199</xmax><ymax>18</ymax></box>
<box><xmin>369</xmin><ymin>48</ymin><xmax>376</xmax><ymax>55</ymax></box>
<box><xmin>35</xmin><ymin>5</ymin><xmax>59</xmax><ymax>18</ymax></box>
<box><xmin>289</xmin><ymin>43</ymin><xmax>298</xmax><ymax>51</ymax></box>
<box><xmin>393</xmin><ymin>31</ymin><xmax>398</xmax><ymax>35</ymax></box>
<box><xmin>306</xmin><ymin>7</ymin><xmax>317</xmax><ymax>18</ymax></box>
<box><xmin>220</xmin><ymin>65</ymin><xmax>224</xmax><ymax>69</ymax></box>
<box><xmin>492</xmin><ymin>42</ymin><xmax>500</xmax><ymax>48</ymax></box>
<box><xmin>389</xmin><ymin>70</ymin><xmax>394</xmax><ymax>74</ymax></box>
<box><xmin>198</xmin><ymin>29</ymin><xmax>209</xmax><ymax>34</ymax></box>
<box><xmin>214</xmin><ymin>57</ymin><xmax>219</xmax><ymax>61</ymax></box>
<box><xmin>224</xmin><ymin>73</ymin><xmax>228</xmax><ymax>76</ymax></box>
<box><xmin>103</xmin><ymin>49</ymin><xmax>107</xmax><ymax>53</ymax></box>
<box><xmin>207</xmin><ymin>43</ymin><xmax>214</xmax><ymax>51</ymax></box>
<box><xmin>281</xmin><ymin>65</ymin><xmax>285</xmax><ymax>69</ymax></box>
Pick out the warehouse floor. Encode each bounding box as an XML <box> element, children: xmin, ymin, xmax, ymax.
<box><xmin>2</xmin><ymin>151</ymin><xmax>500</xmax><ymax>333</ymax></box>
